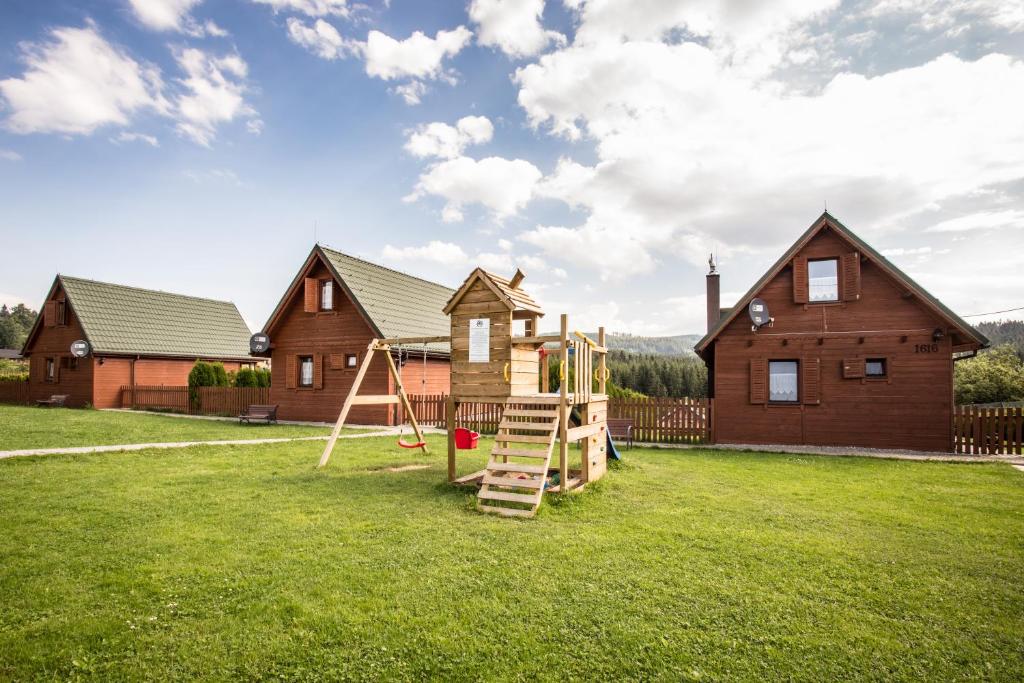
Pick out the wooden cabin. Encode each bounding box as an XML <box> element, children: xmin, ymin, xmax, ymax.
<box><xmin>21</xmin><ymin>275</ymin><xmax>256</xmax><ymax>408</ymax></box>
<box><xmin>695</xmin><ymin>212</ymin><xmax>989</xmax><ymax>453</ymax></box>
<box><xmin>259</xmin><ymin>245</ymin><xmax>453</xmax><ymax>424</ymax></box>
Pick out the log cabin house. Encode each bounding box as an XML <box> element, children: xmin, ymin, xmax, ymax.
<box><xmin>21</xmin><ymin>275</ymin><xmax>256</xmax><ymax>408</ymax></box>
<box><xmin>258</xmin><ymin>245</ymin><xmax>453</xmax><ymax>424</ymax></box>
<box><xmin>695</xmin><ymin>212</ymin><xmax>988</xmax><ymax>453</ymax></box>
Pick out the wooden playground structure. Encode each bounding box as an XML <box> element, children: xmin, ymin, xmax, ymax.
<box><xmin>318</xmin><ymin>267</ymin><xmax>612</xmax><ymax>518</ymax></box>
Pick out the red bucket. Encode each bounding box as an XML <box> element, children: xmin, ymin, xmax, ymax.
<box><xmin>454</xmin><ymin>427</ymin><xmax>480</xmax><ymax>449</ymax></box>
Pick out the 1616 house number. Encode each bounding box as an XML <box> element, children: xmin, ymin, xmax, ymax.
<box><xmin>914</xmin><ymin>343</ymin><xmax>939</xmax><ymax>353</ymax></box>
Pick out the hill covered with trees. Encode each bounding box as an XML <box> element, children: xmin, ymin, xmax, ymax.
<box><xmin>0</xmin><ymin>304</ymin><xmax>36</xmax><ymax>350</ymax></box>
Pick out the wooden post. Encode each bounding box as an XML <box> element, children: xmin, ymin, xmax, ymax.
<box><xmin>598</xmin><ymin>327</ymin><xmax>606</xmax><ymax>395</ymax></box>
<box><xmin>447</xmin><ymin>395</ymin><xmax>457</xmax><ymax>482</ymax></box>
<box><xmin>559</xmin><ymin>313</ymin><xmax>569</xmax><ymax>491</ymax></box>
<box><xmin>382</xmin><ymin>347</ymin><xmax>427</xmax><ymax>454</ymax></box>
<box><xmin>319</xmin><ymin>339</ymin><xmax>378</xmax><ymax>468</ymax></box>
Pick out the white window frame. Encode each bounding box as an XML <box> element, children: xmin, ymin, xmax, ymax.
<box><xmin>346</xmin><ymin>354</ymin><xmax>357</xmax><ymax>368</ymax></box>
<box><xmin>808</xmin><ymin>258</ymin><xmax>839</xmax><ymax>302</ymax></box>
<box><xmin>320</xmin><ymin>280</ymin><xmax>333</xmax><ymax>310</ymax></box>
<box><xmin>299</xmin><ymin>356</ymin><xmax>314</xmax><ymax>387</ymax></box>
<box><xmin>768</xmin><ymin>360</ymin><xmax>799</xmax><ymax>403</ymax></box>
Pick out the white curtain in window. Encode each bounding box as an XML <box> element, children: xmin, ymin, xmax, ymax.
<box><xmin>769</xmin><ymin>362</ymin><xmax>798</xmax><ymax>401</ymax></box>
<box><xmin>300</xmin><ymin>359</ymin><xmax>314</xmax><ymax>385</ymax></box>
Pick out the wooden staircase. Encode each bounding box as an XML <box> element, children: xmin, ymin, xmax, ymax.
<box><xmin>477</xmin><ymin>399</ymin><xmax>560</xmax><ymax>518</ymax></box>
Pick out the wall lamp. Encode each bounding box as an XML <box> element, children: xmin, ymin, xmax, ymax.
<box><xmin>932</xmin><ymin>328</ymin><xmax>945</xmax><ymax>343</ymax></box>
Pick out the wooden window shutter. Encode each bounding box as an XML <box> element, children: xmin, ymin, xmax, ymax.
<box><xmin>313</xmin><ymin>354</ymin><xmax>324</xmax><ymax>389</ymax></box>
<box><xmin>792</xmin><ymin>257</ymin><xmax>808</xmax><ymax>304</ymax></box>
<box><xmin>842</xmin><ymin>357</ymin><xmax>865</xmax><ymax>379</ymax></box>
<box><xmin>286</xmin><ymin>355</ymin><xmax>297</xmax><ymax>389</ymax></box>
<box><xmin>44</xmin><ymin>301</ymin><xmax>56</xmax><ymax>327</ymax></box>
<box><xmin>53</xmin><ymin>355</ymin><xmax>61</xmax><ymax>383</ymax></box>
<box><xmin>750</xmin><ymin>358</ymin><xmax>767</xmax><ymax>404</ymax></box>
<box><xmin>802</xmin><ymin>357</ymin><xmax>820</xmax><ymax>405</ymax></box>
<box><xmin>304</xmin><ymin>278</ymin><xmax>318</xmax><ymax>313</ymax></box>
<box><xmin>841</xmin><ymin>252</ymin><xmax>861</xmax><ymax>302</ymax></box>
<box><xmin>330</xmin><ymin>353</ymin><xmax>344</xmax><ymax>370</ymax></box>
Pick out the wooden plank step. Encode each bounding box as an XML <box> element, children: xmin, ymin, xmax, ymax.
<box><xmin>482</xmin><ymin>474</ymin><xmax>544</xmax><ymax>489</ymax></box>
<box><xmin>494</xmin><ymin>433</ymin><xmax>552</xmax><ymax>444</ymax></box>
<box><xmin>486</xmin><ymin>462</ymin><xmax>547</xmax><ymax>475</ymax></box>
<box><xmin>503</xmin><ymin>408</ymin><xmax>559</xmax><ymax>418</ymax></box>
<box><xmin>505</xmin><ymin>395</ymin><xmax>563</xmax><ymax>405</ymax></box>
<box><xmin>491</xmin><ymin>447</ymin><xmax>549</xmax><ymax>459</ymax></box>
<box><xmin>478</xmin><ymin>489</ymin><xmax>539</xmax><ymax>504</ymax></box>
<box><xmin>478</xmin><ymin>504</ymin><xmax>536</xmax><ymax>518</ymax></box>
<box><xmin>498</xmin><ymin>420</ymin><xmax>556</xmax><ymax>432</ymax></box>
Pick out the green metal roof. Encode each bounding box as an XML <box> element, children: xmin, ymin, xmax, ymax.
<box><xmin>58</xmin><ymin>275</ymin><xmax>252</xmax><ymax>359</ymax></box>
<box><xmin>319</xmin><ymin>247</ymin><xmax>454</xmax><ymax>354</ymax></box>
<box><xmin>694</xmin><ymin>212</ymin><xmax>990</xmax><ymax>355</ymax></box>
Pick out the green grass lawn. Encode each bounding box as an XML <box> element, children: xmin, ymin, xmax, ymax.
<box><xmin>0</xmin><ymin>434</ymin><xmax>1022</xmax><ymax>681</ymax></box>
<box><xmin>0</xmin><ymin>405</ymin><xmax>339</xmax><ymax>450</ymax></box>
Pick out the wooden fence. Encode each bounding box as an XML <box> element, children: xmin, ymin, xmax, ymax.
<box><xmin>405</xmin><ymin>394</ymin><xmax>712</xmax><ymax>443</ymax></box>
<box><xmin>954</xmin><ymin>405</ymin><xmax>1024</xmax><ymax>455</ymax></box>
<box><xmin>121</xmin><ymin>385</ymin><xmax>271</xmax><ymax>416</ymax></box>
<box><xmin>0</xmin><ymin>380</ymin><xmax>30</xmax><ymax>405</ymax></box>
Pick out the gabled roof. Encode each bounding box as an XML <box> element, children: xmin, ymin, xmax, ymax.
<box><xmin>263</xmin><ymin>246</ymin><xmax>454</xmax><ymax>354</ymax></box>
<box><xmin>23</xmin><ymin>275</ymin><xmax>253</xmax><ymax>359</ymax></box>
<box><xmin>443</xmin><ymin>268</ymin><xmax>544</xmax><ymax>315</ymax></box>
<box><xmin>694</xmin><ymin>212</ymin><xmax>989</xmax><ymax>355</ymax></box>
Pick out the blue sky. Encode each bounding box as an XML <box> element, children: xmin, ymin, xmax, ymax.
<box><xmin>1</xmin><ymin>0</ymin><xmax>1023</xmax><ymax>335</ymax></box>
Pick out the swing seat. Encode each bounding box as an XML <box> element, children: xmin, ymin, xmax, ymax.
<box><xmin>397</xmin><ymin>437</ymin><xmax>427</xmax><ymax>449</ymax></box>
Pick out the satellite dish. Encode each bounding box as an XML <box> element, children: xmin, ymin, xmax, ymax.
<box><xmin>70</xmin><ymin>340</ymin><xmax>91</xmax><ymax>358</ymax></box>
<box><xmin>748</xmin><ymin>298</ymin><xmax>772</xmax><ymax>329</ymax></box>
<box><xmin>250</xmin><ymin>333</ymin><xmax>271</xmax><ymax>354</ymax></box>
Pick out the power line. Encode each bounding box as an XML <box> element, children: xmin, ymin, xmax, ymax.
<box><xmin>961</xmin><ymin>305</ymin><xmax>1024</xmax><ymax>318</ymax></box>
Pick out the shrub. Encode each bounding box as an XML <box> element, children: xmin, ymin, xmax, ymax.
<box><xmin>234</xmin><ymin>367</ymin><xmax>258</xmax><ymax>387</ymax></box>
<box><xmin>954</xmin><ymin>345</ymin><xmax>1024</xmax><ymax>405</ymax></box>
<box><xmin>188</xmin><ymin>360</ymin><xmax>230</xmax><ymax>407</ymax></box>
<box><xmin>255</xmin><ymin>368</ymin><xmax>271</xmax><ymax>388</ymax></box>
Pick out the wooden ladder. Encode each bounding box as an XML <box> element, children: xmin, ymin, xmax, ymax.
<box><xmin>477</xmin><ymin>400</ymin><xmax>560</xmax><ymax>518</ymax></box>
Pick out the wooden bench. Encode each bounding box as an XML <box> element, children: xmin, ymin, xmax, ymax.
<box><xmin>607</xmin><ymin>418</ymin><xmax>634</xmax><ymax>449</ymax></box>
<box><xmin>36</xmin><ymin>394</ymin><xmax>69</xmax><ymax>408</ymax></box>
<box><xmin>239</xmin><ymin>404</ymin><xmax>278</xmax><ymax>424</ymax></box>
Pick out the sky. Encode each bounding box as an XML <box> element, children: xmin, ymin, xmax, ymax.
<box><xmin>1</xmin><ymin>0</ymin><xmax>1023</xmax><ymax>337</ymax></box>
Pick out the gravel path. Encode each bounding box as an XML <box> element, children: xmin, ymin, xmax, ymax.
<box><xmin>642</xmin><ymin>441</ymin><xmax>1024</xmax><ymax>465</ymax></box>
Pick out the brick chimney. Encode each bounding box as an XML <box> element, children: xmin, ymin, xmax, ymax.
<box><xmin>706</xmin><ymin>254</ymin><xmax>720</xmax><ymax>333</ymax></box>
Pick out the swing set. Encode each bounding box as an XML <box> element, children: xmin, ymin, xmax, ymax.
<box><xmin>317</xmin><ymin>335</ymin><xmax>450</xmax><ymax>468</ymax></box>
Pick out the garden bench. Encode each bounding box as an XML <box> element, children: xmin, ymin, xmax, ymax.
<box><xmin>35</xmin><ymin>394</ymin><xmax>68</xmax><ymax>408</ymax></box>
<box><xmin>607</xmin><ymin>418</ymin><xmax>634</xmax><ymax>449</ymax></box>
<box><xmin>239</xmin><ymin>404</ymin><xmax>279</xmax><ymax>424</ymax></box>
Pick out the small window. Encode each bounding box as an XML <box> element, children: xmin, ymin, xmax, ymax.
<box><xmin>56</xmin><ymin>301</ymin><xmax>66</xmax><ymax>326</ymax></box>
<box><xmin>808</xmin><ymin>259</ymin><xmax>839</xmax><ymax>302</ymax></box>
<box><xmin>769</xmin><ymin>360</ymin><xmax>799</xmax><ymax>402</ymax></box>
<box><xmin>320</xmin><ymin>281</ymin><xmax>333</xmax><ymax>310</ymax></box>
<box><xmin>46</xmin><ymin>358</ymin><xmax>55</xmax><ymax>382</ymax></box>
<box><xmin>299</xmin><ymin>356</ymin><xmax>314</xmax><ymax>387</ymax></box>
<box><xmin>865</xmin><ymin>358</ymin><xmax>887</xmax><ymax>378</ymax></box>
<box><xmin>346</xmin><ymin>354</ymin><xmax>357</xmax><ymax>368</ymax></box>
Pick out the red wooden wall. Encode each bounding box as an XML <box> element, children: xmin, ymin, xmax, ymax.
<box><xmin>710</xmin><ymin>227</ymin><xmax>957</xmax><ymax>452</ymax></box>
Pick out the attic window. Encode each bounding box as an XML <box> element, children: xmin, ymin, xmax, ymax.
<box><xmin>320</xmin><ymin>281</ymin><xmax>333</xmax><ymax>310</ymax></box>
<box><xmin>56</xmin><ymin>301</ymin><xmax>66</xmax><ymax>326</ymax></box>
<box><xmin>808</xmin><ymin>259</ymin><xmax>839</xmax><ymax>302</ymax></box>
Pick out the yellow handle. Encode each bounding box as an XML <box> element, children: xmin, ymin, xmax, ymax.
<box><xmin>503</xmin><ymin>362</ymin><xmax>510</xmax><ymax>383</ymax></box>
<box><xmin>593</xmin><ymin>367</ymin><xmax>611</xmax><ymax>382</ymax></box>
<box><xmin>605</xmin><ymin>367</ymin><xmax>611</xmax><ymax>381</ymax></box>
<box><xmin>558</xmin><ymin>361</ymin><xmax>565</xmax><ymax>380</ymax></box>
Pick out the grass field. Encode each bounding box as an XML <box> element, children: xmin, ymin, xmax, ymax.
<box><xmin>0</xmin><ymin>406</ymin><xmax>336</xmax><ymax>450</ymax></box>
<box><xmin>0</xmin><ymin>420</ymin><xmax>1022</xmax><ymax>680</ymax></box>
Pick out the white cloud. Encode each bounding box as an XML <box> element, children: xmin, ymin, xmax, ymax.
<box><xmin>286</xmin><ymin>17</ymin><xmax>361</xmax><ymax>59</ymax></box>
<box><xmin>251</xmin><ymin>0</ymin><xmax>350</xmax><ymax>17</ymax></box>
<box><xmin>469</xmin><ymin>0</ymin><xmax>565</xmax><ymax>58</ymax></box>
<box><xmin>0</xmin><ymin>149</ymin><xmax>23</xmax><ymax>161</ymax></box>
<box><xmin>183</xmin><ymin>168</ymin><xmax>243</xmax><ymax>185</ymax></box>
<box><xmin>173</xmin><ymin>48</ymin><xmax>257</xmax><ymax>146</ymax></box>
<box><xmin>512</xmin><ymin>37</ymin><xmax>1024</xmax><ymax>278</ymax></box>
<box><xmin>128</xmin><ymin>0</ymin><xmax>228</xmax><ymax>36</ymax></box>
<box><xmin>404</xmin><ymin>116</ymin><xmax>493</xmax><ymax>159</ymax></box>
<box><xmin>392</xmin><ymin>81</ymin><xmax>427</xmax><ymax>105</ymax></box>
<box><xmin>381</xmin><ymin>241</ymin><xmax>468</xmax><ymax>266</ymax></box>
<box><xmin>364</xmin><ymin>27</ymin><xmax>472</xmax><ymax>81</ymax></box>
<box><xmin>925</xmin><ymin>209</ymin><xmax>1024</xmax><ymax>232</ymax></box>
<box><xmin>864</xmin><ymin>0</ymin><xmax>1024</xmax><ymax>33</ymax></box>
<box><xmin>110</xmin><ymin>130</ymin><xmax>160</xmax><ymax>146</ymax></box>
<box><xmin>128</xmin><ymin>0</ymin><xmax>201</xmax><ymax>31</ymax></box>
<box><xmin>0</xmin><ymin>24</ymin><xmax>167</xmax><ymax>136</ymax></box>
<box><xmin>405</xmin><ymin>155</ymin><xmax>542</xmax><ymax>222</ymax></box>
